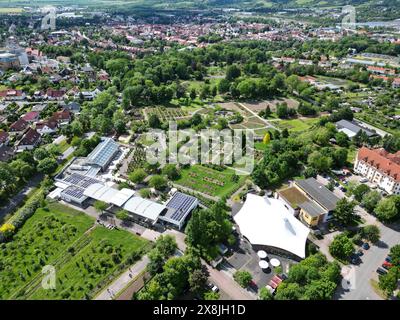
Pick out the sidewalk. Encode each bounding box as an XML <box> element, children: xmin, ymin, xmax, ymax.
<box><xmin>95</xmin><ymin>255</ymin><xmax>150</xmax><ymax>300</ymax></box>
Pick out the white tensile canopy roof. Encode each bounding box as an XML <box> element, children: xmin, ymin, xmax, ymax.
<box><xmin>234</xmin><ymin>194</ymin><xmax>310</xmax><ymax>259</ymax></box>
<box><xmin>123</xmin><ymin>197</ymin><xmax>166</xmax><ymax>222</ymax></box>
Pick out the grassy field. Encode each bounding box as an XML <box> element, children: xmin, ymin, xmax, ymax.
<box><xmin>0</xmin><ymin>7</ymin><xmax>24</xmax><ymax>13</ymax></box>
<box><xmin>276</xmin><ymin>117</ymin><xmax>319</xmax><ymax>132</ymax></box>
<box><xmin>0</xmin><ymin>202</ymin><xmax>148</xmax><ymax>300</ymax></box>
<box><xmin>175</xmin><ymin>164</ymin><xmax>247</xmax><ymax>198</ymax></box>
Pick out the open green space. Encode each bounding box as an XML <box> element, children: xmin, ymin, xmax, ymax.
<box><xmin>276</xmin><ymin>117</ymin><xmax>319</xmax><ymax>132</ymax></box>
<box><xmin>175</xmin><ymin>164</ymin><xmax>247</xmax><ymax>198</ymax></box>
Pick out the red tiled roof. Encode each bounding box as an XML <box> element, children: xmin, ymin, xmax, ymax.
<box><xmin>22</xmin><ymin>111</ymin><xmax>39</xmax><ymax>122</ymax></box>
<box><xmin>36</xmin><ymin>120</ymin><xmax>58</xmax><ymax>130</ymax></box>
<box><xmin>50</xmin><ymin>109</ymin><xmax>71</xmax><ymax>122</ymax></box>
<box><xmin>46</xmin><ymin>89</ymin><xmax>66</xmax><ymax>98</ymax></box>
<box><xmin>357</xmin><ymin>147</ymin><xmax>400</xmax><ymax>182</ymax></box>
<box><xmin>0</xmin><ymin>89</ymin><xmax>24</xmax><ymax>97</ymax></box>
<box><xmin>9</xmin><ymin>118</ymin><xmax>29</xmax><ymax>132</ymax></box>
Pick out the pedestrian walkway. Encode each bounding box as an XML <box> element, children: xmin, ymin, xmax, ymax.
<box><xmin>95</xmin><ymin>255</ymin><xmax>150</xmax><ymax>300</ymax></box>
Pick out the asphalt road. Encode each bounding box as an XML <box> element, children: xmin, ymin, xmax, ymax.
<box><xmin>336</xmin><ymin>220</ymin><xmax>400</xmax><ymax>300</ymax></box>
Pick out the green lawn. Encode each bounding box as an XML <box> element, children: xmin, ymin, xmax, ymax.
<box><xmin>0</xmin><ymin>202</ymin><xmax>148</xmax><ymax>300</ymax></box>
<box><xmin>175</xmin><ymin>164</ymin><xmax>247</xmax><ymax>198</ymax></box>
<box><xmin>276</xmin><ymin>118</ymin><xmax>319</xmax><ymax>132</ymax></box>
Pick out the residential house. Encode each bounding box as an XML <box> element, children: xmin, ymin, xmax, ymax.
<box><xmin>66</xmin><ymin>102</ymin><xmax>81</xmax><ymax>114</ymax></box>
<box><xmin>367</xmin><ymin>66</ymin><xmax>396</xmax><ymax>76</ymax></box>
<box><xmin>46</xmin><ymin>88</ymin><xmax>66</xmax><ymax>101</ymax></box>
<box><xmin>35</xmin><ymin>120</ymin><xmax>58</xmax><ymax>135</ymax></box>
<box><xmin>0</xmin><ymin>89</ymin><xmax>25</xmax><ymax>101</ymax></box>
<box><xmin>354</xmin><ymin>147</ymin><xmax>400</xmax><ymax>195</ymax></box>
<box><xmin>0</xmin><ymin>130</ymin><xmax>9</xmax><ymax>146</ymax></box>
<box><xmin>22</xmin><ymin>111</ymin><xmax>40</xmax><ymax>124</ymax></box>
<box><xmin>9</xmin><ymin>118</ymin><xmax>29</xmax><ymax>135</ymax></box>
<box><xmin>278</xmin><ymin>177</ymin><xmax>340</xmax><ymax>227</ymax></box>
<box><xmin>15</xmin><ymin>128</ymin><xmax>41</xmax><ymax>151</ymax></box>
<box><xmin>50</xmin><ymin>109</ymin><xmax>72</xmax><ymax>126</ymax></box>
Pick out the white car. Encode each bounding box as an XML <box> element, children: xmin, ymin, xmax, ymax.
<box><xmin>359</xmin><ymin>178</ymin><xmax>369</xmax><ymax>183</ymax></box>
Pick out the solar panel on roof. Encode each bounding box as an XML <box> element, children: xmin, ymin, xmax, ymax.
<box><xmin>61</xmin><ymin>186</ymin><xmax>86</xmax><ymax>200</ymax></box>
<box><xmin>63</xmin><ymin>173</ymin><xmax>100</xmax><ymax>189</ymax></box>
<box><xmin>165</xmin><ymin>192</ymin><xmax>197</xmax><ymax>222</ymax></box>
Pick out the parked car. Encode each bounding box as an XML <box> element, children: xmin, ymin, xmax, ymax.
<box><xmin>376</xmin><ymin>267</ymin><xmax>388</xmax><ymax>275</ymax></box>
<box><xmin>208</xmin><ymin>283</ymin><xmax>219</xmax><ymax>293</ymax></box>
<box><xmin>362</xmin><ymin>243</ymin><xmax>370</xmax><ymax>250</ymax></box>
<box><xmin>356</xmin><ymin>249</ymin><xmax>364</xmax><ymax>257</ymax></box>
<box><xmin>382</xmin><ymin>261</ymin><xmax>393</xmax><ymax>269</ymax></box>
<box><xmin>385</xmin><ymin>256</ymin><xmax>392</xmax><ymax>263</ymax></box>
<box><xmin>350</xmin><ymin>255</ymin><xmax>361</xmax><ymax>265</ymax></box>
<box><xmin>360</xmin><ymin>178</ymin><xmax>369</xmax><ymax>183</ymax></box>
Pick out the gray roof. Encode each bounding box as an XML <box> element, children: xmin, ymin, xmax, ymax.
<box><xmin>295</xmin><ymin>178</ymin><xmax>340</xmax><ymax>212</ymax></box>
<box><xmin>85</xmin><ymin>138</ymin><xmax>119</xmax><ymax>169</ymax></box>
<box><xmin>336</xmin><ymin>120</ymin><xmax>377</xmax><ymax>137</ymax></box>
<box><xmin>298</xmin><ymin>200</ymin><xmax>326</xmax><ymax>217</ymax></box>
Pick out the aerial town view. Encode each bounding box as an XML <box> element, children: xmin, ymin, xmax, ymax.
<box><xmin>0</xmin><ymin>0</ymin><xmax>399</xmax><ymax>309</ymax></box>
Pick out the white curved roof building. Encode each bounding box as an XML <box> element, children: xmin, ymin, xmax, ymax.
<box><xmin>234</xmin><ymin>194</ymin><xmax>310</xmax><ymax>259</ymax></box>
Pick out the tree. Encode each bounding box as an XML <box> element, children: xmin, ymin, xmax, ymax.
<box><xmin>94</xmin><ymin>201</ymin><xmax>108</xmax><ymax>214</ymax></box>
<box><xmin>225</xmin><ymin>64</ymin><xmax>241</xmax><ymax>81</ymax></box>
<box><xmin>116</xmin><ymin>209</ymin><xmax>130</xmax><ymax>222</ymax></box>
<box><xmin>162</xmin><ymin>164</ymin><xmax>181</xmax><ymax>180</ymax></box>
<box><xmin>34</xmin><ymin>147</ymin><xmax>50</xmax><ymax>161</ymax></box>
<box><xmin>37</xmin><ymin>158</ymin><xmax>58</xmax><ymax>175</ymax></box>
<box><xmin>329</xmin><ymin>234</ymin><xmax>354</xmax><ymax>261</ymax></box>
<box><xmin>275</xmin><ymin>282</ymin><xmax>302</xmax><ymax>300</ymax></box>
<box><xmin>332</xmin><ymin>198</ymin><xmax>357</xmax><ymax>226</ymax></box>
<box><xmin>259</xmin><ymin>287</ymin><xmax>274</xmax><ymax>300</ymax></box>
<box><xmin>375</xmin><ymin>197</ymin><xmax>400</xmax><ymax>222</ymax></box>
<box><xmin>148</xmin><ymin>114</ymin><xmax>161</xmax><ymax>129</ymax></box>
<box><xmin>233</xmin><ymin>270</ymin><xmax>252</xmax><ymax>288</ymax></box>
<box><xmin>276</xmin><ymin>103</ymin><xmax>289</xmax><ymax>119</ymax></box>
<box><xmin>378</xmin><ymin>267</ymin><xmax>399</xmax><ymax>296</ymax></box>
<box><xmin>307</xmin><ymin>151</ymin><xmax>333</xmax><ymax>173</ymax></box>
<box><xmin>263</xmin><ymin>132</ymin><xmax>271</xmax><ymax>145</ymax></box>
<box><xmin>0</xmin><ymin>223</ymin><xmax>15</xmax><ymax>238</ymax></box>
<box><xmin>149</xmin><ymin>175</ymin><xmax>167</xmax><ymax>191</ymax></box>
<box><xmin>335</xmin><ymin>132</ymin><xmax>349</xmax><ymax>147</ymax></box>
<box><xmin>352</xmin><ymin>184</ymin><xmax>370</xmax><ymax>202</ymax></box>
<box><xmin>129</xmin><ymin>169</ymin><xmax>147</xmax><ymax>184</ymax></box>
<box><xmin>204</xmin><ymin>291</ymin><xmax>220</xmax><ymax>300</ymax></box>
<box><xmin>361</xmin><ymin>191</ymin><xmax>381</xmax><ymax>213</ymax></box>
<box><xmin>303</xmin><ymin>279</ymin><xmax>337</xmax><ymax>300</ymax></box>
<box><xmin>189</xmin><ymin>269</ymin><xmax>208</xmax><ymax>296</ymax></box>
<box><xmin>361</xmin><ymin>225</ymin><xmax>380</xmax><ymax>243</ymax></box>
<box><xmin>139</xmin><ymin>188</ymin><xmax>151</xmax><ymax>198</ymax></box>
<box><xmin>389</xmin><ymin>245</ymin><xmax>400</xmax><ymax>265</ymax></box>
<box><xmin>190</xmin><ymin>88</ymin><xmax>197</xmax><ymax>100</ymax></box>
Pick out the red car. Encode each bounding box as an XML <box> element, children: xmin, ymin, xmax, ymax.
<box><xmin>382</xmin><ymin>261</ymin><xmax>394</xmax><ymax>269</ymax></box>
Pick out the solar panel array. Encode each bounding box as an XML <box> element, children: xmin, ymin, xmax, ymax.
<box><xmin>166</xmin><ymin>192</ymin><xmax>197</xmax><ymax>222</ymax></box>
<box><xmin>63</xmin><ymin>173</ymin><xmax>100</xmax><ymax>189</ymax></box>
<box><xmin>61</xmin><ymin>186</ymin><xmax>86</xmax><ymax>201</ymax></box>
<box><xmin>86</xmin><ymin>138</ymin><xmax>119</xmax><ymax>168</ymax></box>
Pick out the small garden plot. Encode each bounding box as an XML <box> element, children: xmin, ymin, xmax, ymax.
<box><xmin>242</xmin><ymin>98</ymin><xmax>300</xmax><ymax>113</ymax></box>
<box><xmin>127</xmin><ymin>145</ymin><xmax>147</xmax><ymax>172</ymax></box>
<box><xmin>175</xmin><ymin>165</ymin><xmax>247</xmax><ymax>198</ymax></box>
<box><xmin>145</xmin><ymin>107</ymin><xmax>189</xmax><ymax>121</ymax></box>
